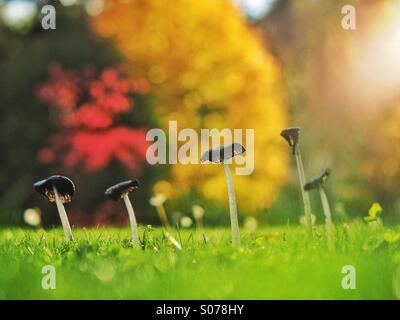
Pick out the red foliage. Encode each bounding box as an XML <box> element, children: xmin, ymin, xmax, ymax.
<box><xmin>37</xmin><ymin>64</ymin><xmax>80</xmax><ymax>110</ymax></box>
<box><xmin>37</xmin><ymin>63</ymin><xmax>151</xmax><ymax>173</ymax></box>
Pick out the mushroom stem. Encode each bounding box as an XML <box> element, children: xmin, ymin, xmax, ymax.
<box><xmin>319</xmin><ymin>186</ymin><xmax>335</xmax><ymax>253</ymax></box>
<box><xmin>223</xmin><ymin>162</ymin><xmax>240</xmax><ymax>247</ymax></box>
<box><xmin>294</xmin><ymin>145</ymin><xmax>313</xmax><ymax>233</ymax></box>
<box><xmin>195</xmin><ymin>217</ymin><xmax>203</xmax><ymax>231</ymax></box>
<box><xmin>122</xmin><ymin>194</ymin><xmax>140</xmax><ymax>248</ymax></box>
<box><xmin>53</xmin><ymin>185</ymin><xmax>73</xmax><ymax>241</ymax></box>
<box><xmin>156</xmin><ymin>204</ymin><xmax>170</xmax><ymax>228</ymax></box>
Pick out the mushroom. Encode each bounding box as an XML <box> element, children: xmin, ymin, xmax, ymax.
<box><xmin>200</xmin><ymin>143</ymin><xmax>245</xmax><ymax>247</ymax></box>
<box><xmin>304</xmin><ymin>168</ymin><xmax>335</xmax><ymax>252</ymax></box>
<box><xmin>24</xmin><ymin>207</ymin><xmax>42</xmax><ymax>228</ymax></box>
<box><xmin>280</xmin><ymin>127</ymin><xmax>313</xmax><ymax>232</ymax></box>
<box><xmin>180</xmin><ymin>216</ymin><xmax>193</xmax><ymax>228</ymax></box>
<box><xmin>105</xmin><ymin>180</ymin><xmax>140</xmax><ymax>248</ymax></box>
<box><xmin>149</xmin><ymin>193</ymin><xmax>182</xmax><ymax>249</ymax></box>
<box><xmin>33</xmin><ymin>175</ymin><xmax>75</xmax><ymax>241</ymax></box>
<box><xmin>192</xmin><ymin>205</ymin><xmax>205</xmax><ymax>230</ymax></box>
<box><xmin>149</xmin><ymin>193</ymin><xmax>170</xmax><ymax>228</ymax></box>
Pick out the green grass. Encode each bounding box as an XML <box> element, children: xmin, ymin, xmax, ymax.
<box><xmin>0</xmin><ymin>222</ymin><xmax>399</xmax><ymax>299</ymax></box>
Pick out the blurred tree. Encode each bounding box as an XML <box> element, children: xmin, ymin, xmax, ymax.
<box><xmin>260</xmin><ymin>0</ymin><xmax>400</xmax><ymax>221</ymax></box>
<box><xmin>92</xmin><ymin>0</ymin><xmax>288</xmax><ymax>213</ymax></box>
<box><xmin>36</xmin><ymin>63</ymin><xmax>150</xmax><ymax>173</ymax></box>
<box><xmin>363</xmin><ymin>103</ymin><xmax>400</xmax><ymax>216</ymax></box>
<box><xmin>0</xmin><ymin>3</ymin><xmax>155</xmax><ymax>226</ymax></box>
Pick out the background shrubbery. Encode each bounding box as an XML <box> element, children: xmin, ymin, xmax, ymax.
<box><xmin>1</xmin><ymin>0</ymin><xmax>400</xmax><ymax>226</ymax></box>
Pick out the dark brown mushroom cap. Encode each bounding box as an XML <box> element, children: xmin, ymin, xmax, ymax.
<box><xmin>304</xmin><ymin>168</ymin><xmax>331</xmax><ymax>191</ymax></box>
<box><xmin>33</xmin><ymin>175</ymin><xmax>75</xmax><ymax>203</ymax></box>
<box><xmin>280</xmin><ymin>127</ymin><xmax>300</xmax><ymax>154</ymax></box>
<box><xmin>105</xmin><ymin>180</ymin><xmax>139</xmax><ymax>201</ymax></box>
<box><xmin>200</xmin><ymin>143</ymin><xmax>246</xmax><ymax>163</ymax></box>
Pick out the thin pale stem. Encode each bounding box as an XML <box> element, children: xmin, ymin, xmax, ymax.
<box><xmin>156</xmin><ymin>204</ymin><xmax>170</xmax><ymax>228</ymax></box>
<box><xmin>195</xmin><ymin>217</ymin><xmax>203</xmax><ymax>231</ymax></box>
<box><xmin>294</xmin><ymin>145</ymin><xmax>313</xmax><ymax>233</ymax></box>
<box><xmin>223</xmin><ymin>163</ymin><xmax>240</xmax><ymax>247</ymax></box>
<box><xmin>195</xmin><ymin>217</ymin><xmax>204</xmax><ymax>243</ymax></box>
<box><xmin>122</xmin><ymin>194</ymin><xmax>140</xmax><ymax>248</ymax></box>
<box><xmin>319</xmin><ymin>186</ymin><xmax>335</xmax><ymax>253</ymax></box>
<box><xmin>154</xmin><ymin>204</ymin><xmax>181</xmax><ymax>249</ymax></box>
<box><xmin>53</xmin><ymin>186</ymin><xmax>73</xmax><ymax>241</ymax></box>
<box><xmin>192</xmin><ymin>214</ymin><xmax>205</xmax><ymax>242</ymax></box>
<box><xmin>164</xmin><ymin>230</ymin><xmax>182</xmax><ymax>250</ymax></box>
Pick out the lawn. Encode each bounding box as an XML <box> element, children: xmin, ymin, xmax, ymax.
<box><xmin>0</xmin><ymin>222</ymin><xmax>399</xmax><ymax>299</ymax></box>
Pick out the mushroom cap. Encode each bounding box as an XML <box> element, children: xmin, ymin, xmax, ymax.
<box><xmin>192</xmin><ymin>205</ymin><xmax>205</xmax><ymax>219</ymax></box>
<box><xmin>149</xmin><ymin>193</ymin><xmax>167</xmax><ymax>206</ymax></box>
<box><xmin>280</xmin><ymin>127</ymin><xmax>300</xmax><ymax>146</ymax></box>
<box><xmin>105</xmin><ymin>179</ymin><xmax>139</xmax><ymax>201</ymax></box>
<box><xmin>304</xmin><ymin>168</ymin><xmax>331</xmax><ymax>191</ymax></box>
<box><xmin>200</xmin><ymin>143</ymin><xmax>246</xmax><ymax>163</ymax></box>
<box><xmin>280</xmin><ymin>127</ymin><xmax>300</xmax><ymax>154</ymax></box>
<box><xmin>33</xmin><ymin>175</ymin><xmax>75</xmax><ymax>203</ymax></box>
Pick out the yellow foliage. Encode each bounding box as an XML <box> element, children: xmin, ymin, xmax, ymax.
<box><xmin>92</xmin><ymin>0</ymin><xmax>288</xmax><ymax>211</ymax></box>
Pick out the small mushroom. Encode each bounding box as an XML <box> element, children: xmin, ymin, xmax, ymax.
<box><xmin>192</xmin><ymin>205</ymin><xmax>205</xmax><ymax>230</ymax></box>
<box><xmin>200</xmin><ymin>142</ymin><xmax>245</xmax><ymax>164</ymax></box>
<box><xmin>33</xmin><ymin>175</ymin><xmax>75</xmax><ymax>241</ymax></box>
<box><xmin>304</xmin><ymin>168</ymin><xmax>331</xmax><ymax>191</ymax></box>
<box><xmin>23</xmin><ymin>207</ymin><xmax>42</xmax><ymax>228</ymax></box>
<box><xmin>280</xmin><ymin>127</ymin><xmax>313</xmax><ymax>232</ymax></box>
<box><xmin>200</xmin><ymin>143</ymin><xmax>245</xmax><ymax>247</ymax></box>
<box><xmin>280</xmin><ymin>127</ymin><xmax>299</xmax><ymax>155</ymax></box>
<box><xmin>149</xmin><ymin>192</ymin><xmax>182</xmax><ymax>249</ymax></box>
<box><xmin>304</xmin><ymin>168</ymin><xmax>335</xmax><ymax>252</ymax></box>
<box><xmin>149</xmin><ymin>193</ymin><xmax>170</xmax><ymax>228</ymax></box>
<box><xmin>180</xmin><ymin>216</ymin><xmax>193</xmax><ymax>228</ymax></box>
<box><xmin>105</xmin><ymin>180</ymin><xmax>140</xmax><ymax>248</ymax></box>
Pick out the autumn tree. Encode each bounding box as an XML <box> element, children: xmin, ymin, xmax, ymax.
<box><xmin>92</xmin><ymin>0</ymin><xmax>288</xmax><ymax>212</ymax></box>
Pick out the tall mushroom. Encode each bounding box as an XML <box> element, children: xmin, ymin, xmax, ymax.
<box><xmin>304</xmin><ymin>168</ymin><xmax>335</xmax><ymax>252</ymax></box>
<box><xmin>33</xmin><ymin>175</ymin><xmax>75</xmax><ymax>241</ymax></box>
<box><xmin>200</xmin><ymin>143</ymin><xmax>245</xmax><ymax>247</ymax></box>
<box><xmin>280</xmin><ymin>127</ymin><xmax>313</xmax><ymax>232</ymax></box>
<box><xmin>105</xmin><ymin>180</ymin><xmax>140</xmax><ymax>248</ymax></box>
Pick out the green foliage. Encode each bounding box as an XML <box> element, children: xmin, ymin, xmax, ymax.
<box><xmin>364</xmin><ymin>202</ymin><xmax>383</xmax><ymax>222</ymax></box>
<box><xmin>383</xmin><ymin>230</ymin><xmax>400</xmax><ymax>244</ymax></box>
<box><xmin>0</xmin><ymin>223</ymin><xmax>398</xmax><ymax>299</ymax></box>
